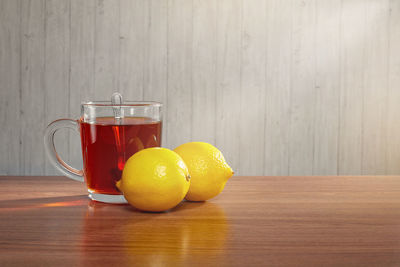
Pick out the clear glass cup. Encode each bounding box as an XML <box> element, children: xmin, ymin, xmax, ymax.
<box><xmin>44</xmin><ymin>101</ymin><xmax>162</xmax><ymax>203</ymax></box>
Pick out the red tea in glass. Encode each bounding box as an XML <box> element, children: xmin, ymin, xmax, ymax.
<box><xmin>80</xmin><ymin>117</ymin><xmax>162</xmax><ymax>195</ymax></box>
<box><xmin>44</xmin><ymin>100</ymin><xmax>162</xmax><ymax>203</ymax></box>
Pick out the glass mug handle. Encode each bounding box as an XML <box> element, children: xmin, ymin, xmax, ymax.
<box><xmin>44</xmin><ymin>119</ymin><xmax>84</xmax><ymax>182</ymax></box>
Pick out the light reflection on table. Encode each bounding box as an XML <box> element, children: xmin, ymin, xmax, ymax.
<box><xmin>80</xmin><ymin>200</ymin><xmax>229</xmax><ymax>266</ymax></box>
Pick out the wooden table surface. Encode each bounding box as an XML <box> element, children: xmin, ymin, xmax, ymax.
<box><xmin>1</xmin><ymin>176</ymin><xmax>400</xmax><ymax>266</ymax></box>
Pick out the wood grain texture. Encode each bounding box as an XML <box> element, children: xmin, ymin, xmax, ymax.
<box><xmin>338</xmin><ymin>0</ymin><xmax>365</xmax><ymax>175</ymax></box>
<box><xmin>119</xmin><ymin>0</ymin><xmax>145</xmax><ymax>100</ymax></box>
<box><xmin>264</xmin><ymin>0</ymin><xmax>292</xmax><ymax>175</ymax></box>
<box><xmin>69</xmin><ymin>0</ymin><xmax>95</xmax><ymax>170</ymax></box>
<box><xmin>142</xmin><ymin>0</ymin><xmax>168</xmax><ymax>143</ymax></box>
<box><xmin>239</xmin><ymin>0</ymin><xmax>267</xmax><ymax>176</ymax></box>
<box><xmin>20</xmin><ymin>0</ymin><xmax>46</xmax><ymax>175</ymax></box>
<box><xmin>94</xmin><ymin>0</ymin><xmax>119</xmax><ymax>97</ymax></box>
<box><xmin>166</xmin><ymin>0</ymin><xmax>193</xmax><ymax>149</ymax></box>
<box><xmin>362</xmin><ymin>0</ymin><xmax>390</xmax><ymax>175</ymax></box>
<box><xmin>191</xmin><ymin>0</ymin><xmax>217</xmax><ymax>145</ymax></box>
<box><xmin>1</xmin><ymin>0</ymin><xmax>400</xmax><ymax>176</ymax></box>
<box><xmin>0</xmin><ymin>0</ymin><xmax>21</xmax><ymax>175</ymax></box>
<box><xmin>288</xmin><ymin>0</ymin><xmax>316</xmax><ymax>175</ymax></box>
<box><xmin>215</xmin><ymin>0</ymin><xmax>241</xmax><ymax>176</ymax></box>
<box><xmin>386</xmin><ymin>0</ymin><xmax>400</xmax><ymax>174</ymax></box>
<box><xmin>2</xmin><ymin>175</ymin><xmax>400</xmax><ymax>266</ymax></box>
<box><xmin>313</xmin><ymin>0</ymin><xmax>340</xmax><ymax>175</ymax></box>
<box><xmin>44</xmin><ymin>0</ymin><xmax>71</xmax><ymax>175</ymax></box>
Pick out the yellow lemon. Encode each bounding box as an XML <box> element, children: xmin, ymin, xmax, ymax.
<box><xmin>116</xmin><ymin>147</ymin><xmax>190</xmax><ymax>212</ymax></box>
<box><xmin>173</xmin><ymin>142</ymin><xmax>233</xmax><ymax>201</ymax></box>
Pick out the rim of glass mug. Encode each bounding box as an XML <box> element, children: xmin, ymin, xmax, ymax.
<box><xmin>81</xmin><ymin>101</ymin><xmax>162</xmax><ymax>107</ymax></box>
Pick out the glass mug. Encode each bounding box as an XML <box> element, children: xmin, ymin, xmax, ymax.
<box><xmin>44</xmin><ymin>101</ymin><xmax>162</xmax><ymax>203</ymax></box>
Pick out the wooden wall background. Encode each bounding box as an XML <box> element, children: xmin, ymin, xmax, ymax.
<box><xmin>1</xmin><ymin>0</ymin><xmax>400</xmax><ymax>176</ymax></box>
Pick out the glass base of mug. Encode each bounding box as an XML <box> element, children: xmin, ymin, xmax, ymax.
<box><xmin>88</xmin><ymin>191</ymin><xmax>127</xmax><ymax>204</ymax></box>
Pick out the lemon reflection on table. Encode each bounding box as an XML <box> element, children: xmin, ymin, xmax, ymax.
<box><xmin>81</xmin><ymin>200</ymin><xmax>229</xmax><ymax>266</ymax></box>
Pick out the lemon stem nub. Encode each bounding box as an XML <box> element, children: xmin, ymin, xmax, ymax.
<box><xmin>186</xmin><ymin>174</ymin><xmax>191</xmax><ymax>182</ymax></box>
